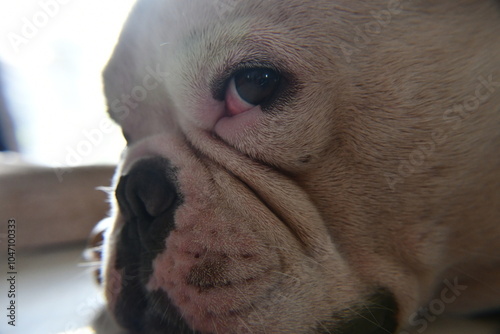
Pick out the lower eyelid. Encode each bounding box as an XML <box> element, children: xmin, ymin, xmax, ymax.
<box><xmin>225</xmin><ymin>77</ymin><xmax>256</xmax><ymax>116</ymax></box>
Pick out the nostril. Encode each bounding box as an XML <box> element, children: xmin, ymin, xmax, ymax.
<box><xmin>116</xmin><ymin>158</ymin><xmax>178</xmax><ymax>220</ymax></box>
<box><xmin>115</xmin><ymin>157</ymin><xmax>182</xmax><ymax>248</ymax></box>
<box><xmin>128</xmin><ymin>167</ymin><xmax>176</xmax><ymax>219</ymax></box>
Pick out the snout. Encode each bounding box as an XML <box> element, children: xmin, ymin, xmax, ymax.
<box><xmin>112</xmin><ymin>157</ymin><xmax>191</xmax><ymax>332</ymax></box>
<box><xmin>104</xmin><ymin>155</ymin><xmax>399</xmax><ymax>333</ymax></box>
<box><xmin>108</xmin><ymin>156</ymin><xmax>284</xmax><ymax>333</ymax></box>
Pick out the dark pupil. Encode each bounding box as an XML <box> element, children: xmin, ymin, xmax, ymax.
<box><xmin>234</xmin><ymin>68</ymin><xmax>280</xmax><ymax>105</ymax></box>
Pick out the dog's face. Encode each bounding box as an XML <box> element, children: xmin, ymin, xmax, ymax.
<box><xmin>100</xmin><ymin>0</ymin><xmax>500</xmax><ymax>333</ymax></box>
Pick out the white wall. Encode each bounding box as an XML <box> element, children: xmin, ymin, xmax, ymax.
<box><xmin>0</xmin><ymin>0</ymin><xmax>137</xmax><ymax>167</ymax></box>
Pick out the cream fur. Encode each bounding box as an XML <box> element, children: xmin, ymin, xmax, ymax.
<box><xmin>99</xmin><ymin>0</ymin><xmax>500</xmax><ymax>332</ymax></box>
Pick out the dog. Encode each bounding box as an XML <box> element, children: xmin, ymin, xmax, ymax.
<box><xmin>96</xmin><ymin>0</ymin><xmax>500</xmax><ymax>332</ymax></box>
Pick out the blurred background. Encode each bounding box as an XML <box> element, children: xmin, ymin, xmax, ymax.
<box><xmin>0</xmin><ymin>2</ymin><xmax>136</xmax><ymax>333</ymax></box>
<box><xmin>0</xmin><ymin>0</ymin><xmax>136</xmax><ymax>166</ymax></box>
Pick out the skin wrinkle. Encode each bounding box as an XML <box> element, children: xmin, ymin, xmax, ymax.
<box><xmin>96</xmin><ymin>0</ymin><xmax>500</xmax><ymax>333</ymax></box>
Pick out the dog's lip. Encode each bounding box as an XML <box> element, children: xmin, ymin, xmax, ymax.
<box><xmin>213</xmin><ymin>105</ymin><xmax>261</xmax><ymax>142</ymax></box>
<box><xmin>164</xmin><ymin>272</ymin><xmax>281</xmax><ymax>333</ymax></box>
<box><xmin>144</xmin><ymin>256</ymin><xmax>281</xmax><ymax>333</ymax></box>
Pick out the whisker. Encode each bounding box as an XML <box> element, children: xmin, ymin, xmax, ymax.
<box><xmin>345</xmin><ymin>305</ymin><xmax>393</xmax><ymax>334</ymax></box>
<box><xmin>236</xmin><ymin>314</ymin><xmax>254</xmax><ymax>334</ymax></box>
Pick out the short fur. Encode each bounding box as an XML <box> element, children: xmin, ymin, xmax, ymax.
<box><xmin>99</xmin><ymin>0</ymin><xmax>500</xmax><ymax>333</ymax></box>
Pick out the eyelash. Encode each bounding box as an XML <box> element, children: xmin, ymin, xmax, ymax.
<box><xmin>212</xmin><ymin>63</ymin><xmax>279</xmax><ymax>98</ymax></box>
<box><xmin>212</xmin><ymin>62</ymin><xmax>294</xmax><ymax>111</ymax></box>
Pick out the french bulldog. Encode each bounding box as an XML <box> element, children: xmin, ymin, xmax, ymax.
<box><xmin>97</xmin><ymin>0</ymin><xmax>500</xmax><ymax>333</ymax></box>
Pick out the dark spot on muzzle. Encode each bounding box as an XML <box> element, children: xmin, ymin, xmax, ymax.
<box><xmin>114</xmin><ymin>289</ymin><xmax>200</xmax><ymax>334</ymax></box>
<box><xmin>318</xmin><ymin>289</ymin><xmax>399</xmax><ymax>334</ymax></box>
<box><xmin>143</xmin><ymin>289</ymin><xmax>202</xmax><ymax>334</ymax></box>
<box><xmin>113</xmin><ymin>157</ymin><xmax>191</xmax><ymax>332</ymax></box>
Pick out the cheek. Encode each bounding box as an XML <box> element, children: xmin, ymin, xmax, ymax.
<box><xmin>213</xmin><ymin>106</ymin><xmax>262</xmax><ymax>143</ymax></box>
<box><xmin>228</xmin><ymin>111</ymin><xmax>332</xmax><ymax>173</ymax></box>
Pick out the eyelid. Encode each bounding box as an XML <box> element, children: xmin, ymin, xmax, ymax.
<box><xmin>211</xmin><ymin>61</ymin><xmax>283</xmax><ymax>102</ymax></box>
<box><xmin>225</xmin><ymin>75</ymin><xmax>259</xmax><ymax>116</ymax></box>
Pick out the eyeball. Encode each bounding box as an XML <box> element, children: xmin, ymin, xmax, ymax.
<box><xmin>225</xmin><ymin>68</ymin><xmax>281</xmax><ymax>116</ymax></box>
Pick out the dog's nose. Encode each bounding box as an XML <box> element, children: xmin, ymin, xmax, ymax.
<box><xmin>113</xmin><ymin>157</ymin><xmax>189</xmax><ymax>332</ymax></box>
<box><xmin>115</xmin><ymin>157</ymin><xmax>181</xmax><ymax>251</ymax></box>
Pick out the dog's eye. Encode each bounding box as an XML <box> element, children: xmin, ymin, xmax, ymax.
<box><xmin>225</xmin><ymin>68</ymin><xmax>280</xmax><ymax>115</ymax></box>
<box><xmin>234</xmin><ymin>68</ymin><xmax>280</xmax><ymax>105</ymax></box>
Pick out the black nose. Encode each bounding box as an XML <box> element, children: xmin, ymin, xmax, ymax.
<box><xmin>113</xmin><ymin>157</ymin><xmax>185</xmax><ymax>332</ymax></box>
<box><xmin>115</xmin><ymin>157</ymin><xmax>181</xmax><ymax>252</ymax></box>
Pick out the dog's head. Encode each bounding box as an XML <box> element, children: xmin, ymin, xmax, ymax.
<box><xmin>99</xmin><ymin>0</ymin><xmax>500</xmax><ymax>333</ymax></box>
